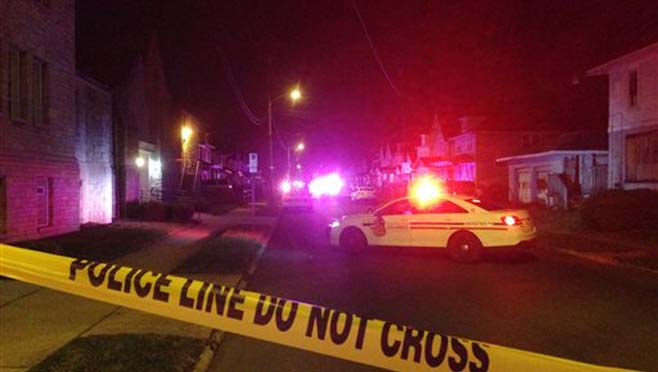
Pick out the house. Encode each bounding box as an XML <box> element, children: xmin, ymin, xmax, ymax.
<box><xmin>373</xmin><ymin>142</ymin><xmax>413</xmax><ymax>185</ymax></box>
<box><xmin>497</xmin><ymin>132</ymin><xmax>608</xmax><ymax>209</ymax></box>
<box><xmin>0</xmin><ymin>0</ymin><xmax>82</xmax><ymax>241</ymax></box>
<box><xmin>588</xmin><ymin>42</ymin><xmax>658</xmax><ymax>190</ymax></box>
<box><xmin>75</xmin><ymin>74</ymin><xmax>114</xmax><ymax>224</ymax></box>
<box><xmin>113</xmin><ymin>36</ymin><xmax>172</xmax><ymax>210</ymax></box>
<box><xmin>415</xmin><ymin>115</ymin><xmax>560</xmax><ymax>196</ymax></box>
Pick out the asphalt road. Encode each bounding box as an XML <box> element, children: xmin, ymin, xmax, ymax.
<box><xmin>210</xmin><ymin>206</ymin><xmax>658</xmax><ymax>371</ymax></box>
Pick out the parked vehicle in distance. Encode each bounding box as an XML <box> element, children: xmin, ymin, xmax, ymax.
<box><xmin>350</xmin><ymin>186</ymin><xmax>377</xmax><ymax>201</ymax></box>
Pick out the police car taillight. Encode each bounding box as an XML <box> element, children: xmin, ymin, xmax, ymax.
<box><xmin>502</xmin><ymin>216</ymin><xmax>521</xmax><ymax>226</ymax></box>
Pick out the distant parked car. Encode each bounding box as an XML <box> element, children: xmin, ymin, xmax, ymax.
<box><xmin>350</xmin><ymin>186</ymin><xmax>376</xmax><ymax>201</ymax></box>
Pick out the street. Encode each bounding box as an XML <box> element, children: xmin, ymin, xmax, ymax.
<box><xmin>210</xmin><ymin>204</ymin><xmax>658</xmax><ymax>372</ymax></box>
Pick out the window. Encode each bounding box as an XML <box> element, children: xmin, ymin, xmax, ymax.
<box><xmin>199</xmin><ymin>145</ymin><xmax>211</xmax><ymax>163</ymax></box>
<box><xmin>9</xmin><ymin>46</ymin><xmax>29</xmax><ymax>121</ymax></box>
<box><xmin>36</xmin><ymin>177</ymin><xmax>54</xmax><ymax>227</ymax></box>
<box><xmin>420</xmin><ymin>200</ymin><xmax>468</xmax><ymax>214</ymax></box>
<box><xmin>629</xmin><ymin>70</ymin><xmax>638</xmax><ymax>107</ymax></box>
<box><xmin>625</xmin><ymin>130</ymin><xmax>658</xmax><ymax>182</ymax></box>
<box><xmin>0</xmin><ymin>177</ymin><xmax>6</xmax><ymax>234</ymax></box>
<box><xmin>465</xmin><ymin>198</ymin><xmax>510</xmax><ymax>211</ymax></box>
<box><xmin>32</xmin><ymin>57</ymin><xmax>47</xmax><ymax>125</ymax></box>
<box><xmin>377</xmin><ymin>200</ymin><xmax>416</xmax><ymax>216</ymax></box>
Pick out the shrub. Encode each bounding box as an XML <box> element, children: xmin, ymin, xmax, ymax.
<box><xmin>168</xmin><ymin>203</ymin><xmax>194</xmax><ymax>222</ymax></box>
<box><xmin>580</xmin><ymin>189</ymin><xmax>658</xmax><ymax>231</ymax></box>
<box><xmin>126</xmin><ymin>201</ymin><xmax>144</xmax><ymax>219</ymax></box>
<box><xmin>142</xmin><ymin>201</ymin><xmax>166</xmax><ymax>221</ymax></box>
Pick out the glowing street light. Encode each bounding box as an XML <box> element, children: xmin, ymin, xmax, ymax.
<box><xmin>267</xmin><ymin>86</ymin><xmax>304</xmax><ymax>203</ymax></box>
<box><xmin>181</xmin><ymin>126</ymin><xmax>193</xmax><ymax>143</ymax></box>
<box><xmin>295</xmin><ymin>142</ymin><xmax>305</xmax><ymax>152</ymax></box>
<box><xmin>290</xmin><ymin>88</ymin><xmax>302</xmax><ymax>102</ymax></box>
<box><xmin>135</xmin><ymin>156</ymin><xmax>145</xmax><ymax>168</ymax></box>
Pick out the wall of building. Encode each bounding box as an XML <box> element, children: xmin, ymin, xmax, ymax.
<box><xmin>75</xmin><ymin>76</ymin><xmax>114</xmax><ymax>224</ymax></box>
<box><xmin>607</xmin><ymin>50</ymin><xmax>658</xmax><ymax>190</ymax></box>
<box><xmin>505</xmin><ymin>152</ymin><xmax>608</xmax><ymax>205</ymax></box>
<box><xmin>0</xmin><ymin>0</ymin><xmax>80</xmax><ymax>242</ymax></box>
<box><xmin>475</xmin><ymin>132</ymin><xmax>558</xmax><ymax>191</ymax></box>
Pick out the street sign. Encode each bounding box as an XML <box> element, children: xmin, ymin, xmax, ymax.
<box><xmin>249</xmin><ymin>153</ymin><xmax>258</xmax><ymax>174</ymax></box>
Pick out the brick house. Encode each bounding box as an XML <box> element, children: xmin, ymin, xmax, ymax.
<box><xmin>75</xmin><ymin>74</ymin><xmax>114</xmax><ymax>224</ymax></box>
<box><xmin>0</xmin><ymin>0</ymin><xmax>80</xmax><ymax>242</ymax></box>
<box><xmin>588</xmin><ymin>42</ymin><xmax>658</xmax><ymax>190</ymax></box>
<box><xmin>113</xmin><ymin>37</ymin><xmax>172</xmax><ymax>211</ymax></box>
<box><xmin>415</xmin><ymin>115</ymin><xmax>560</xmax><ymax>196</ymax></box>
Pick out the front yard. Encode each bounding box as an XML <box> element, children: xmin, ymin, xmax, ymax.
<box><xmin>528</xmin><ymin>205</ymin><xmax>658</xmax><ymax>270</ymax></box>
<box><xmin>14</xmin><ymin>222</ymin><xmax>168</xmax><ymax>262</ymax></box>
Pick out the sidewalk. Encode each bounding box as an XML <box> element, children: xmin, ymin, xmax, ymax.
<box><xmin>0</xmin><ymin>208</ymin><xmax>278</xmax><ymax>372</ymax></box>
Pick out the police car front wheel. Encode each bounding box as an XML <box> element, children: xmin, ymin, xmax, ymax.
<box><xmin>447</xmin><ymin>231</ymin><xmax>483</xmax><ymax>263</ymax></box>
<box><xmin>339</xmin><ymin>228</ymin><xmax>368</xmax><ymax>251</ymax></box>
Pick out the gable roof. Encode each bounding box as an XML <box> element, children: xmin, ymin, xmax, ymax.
<box><xmin>588</xmin><ymin>41</ymin><xmax>658</xmax><ymax>75</ymax></box>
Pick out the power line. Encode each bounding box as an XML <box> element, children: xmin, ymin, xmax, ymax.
<box><xmin>217</xmin><ymin>47</ymin><xmax>265</xmax><ymax>126</ymax></box>
<box><xmin>351</xmin><ymin>0</ymin><xmax>402</xmax><ymax>97</ymax></box>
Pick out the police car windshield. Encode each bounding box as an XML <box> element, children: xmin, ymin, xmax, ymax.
<box><xmin>464</xmin><ymin>198</ymin><xmax>510</xmax><ymax>211</ymax></box>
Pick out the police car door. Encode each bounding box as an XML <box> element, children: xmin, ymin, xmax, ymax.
<box><xmin>369</xmin><ymin>199</ymin><xmax>413</xmax><ymax>246</ymax></box>
<box><xmin>410</xmin><ymin>199</ymin><xmax>469</xmax><ymax>248</ymax></box>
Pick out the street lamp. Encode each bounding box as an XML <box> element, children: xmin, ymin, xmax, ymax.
<box><xmin>268</xmin><ymin>87</ymin><xmax>303</xmax><ymax>203</ymax></box>
<box><xmin>181</xmin><ymin>125</ymin><xmax>193</xmax><ymax>145</ymax></box>
<box><xmin>179</xmin><ymin>124</ymin><xmax>193</xmax><ymax>189</ymax></box>
<box><xmin>288</xmin><ymin>141</ymin><xmax>305</xmax><ymax>177</ymax></box>
<box><xmin>290</xmin><ymin>88</ymin><xmax>302</xmax><ymax>102</ymax></box>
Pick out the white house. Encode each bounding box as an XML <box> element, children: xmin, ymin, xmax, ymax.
<box><xmin>588</xmin><ymin>42</ymin><xmax>658</xmax><ymax>190</ymax></box>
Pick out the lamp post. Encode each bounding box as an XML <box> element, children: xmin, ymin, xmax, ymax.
<box><xmin>287</xmin><ymin>141</ymin><xmax>305</xmax><ymax>178</ymax></box>
<box><xmin>179</xmin><ymin>124</ymin><xmax>193</xmax><ymax>189</ymax></box>
<box><xmin>267</xmin><ymin>87</ymin><xmax>302</xmax><ymax>202</ymax></box>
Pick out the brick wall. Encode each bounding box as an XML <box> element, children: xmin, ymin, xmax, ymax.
<box><xmin>76</xmin><ymin>75</ymin><xmax>114</xmax><ymax>224</ymax></box>
<box><xmin>0</xmin><ymin>0</ymin><xmax>79</xmax><ymax>242</ymax></box>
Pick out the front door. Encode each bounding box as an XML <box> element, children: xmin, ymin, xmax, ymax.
<box><xmin>518</xmin><ymin>170</ymin><xmax>533</xmax><ymax>203</ymax></box>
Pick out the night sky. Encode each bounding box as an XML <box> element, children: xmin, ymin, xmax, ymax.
<box><xmin>76</xmin><ymin>0</ymin><xmax>658</xmax><ymax>167</ymax></box>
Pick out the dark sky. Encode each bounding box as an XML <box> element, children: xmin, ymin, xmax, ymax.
<box><xmin>77</xmin><ymin>0</ymin><xmax>658</xmax><ymax>166</ymax></box>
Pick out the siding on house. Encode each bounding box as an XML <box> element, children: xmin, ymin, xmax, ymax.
<box><xmin>588</xmin><ymin>42</ymin><xmax>658</xmax><ymax>190</ymax></box>
<box><xmin>0</xmin><ymin>0</ymin><xmax>80</xmax><ymax>242</ymax></box>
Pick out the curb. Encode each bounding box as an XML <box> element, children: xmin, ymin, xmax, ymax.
<box><xmin>191</xmin><ymin>212</ymin><xmax>281</xmax><ymax>372</ymax></box>
<box><xmin>555</xmin><ymin>247</ymin><xmax>658</xmax><ymax>275</ymax></box>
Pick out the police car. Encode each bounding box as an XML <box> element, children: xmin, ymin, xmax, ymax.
<box><xmin>329</xmin><ymin>194</ymin><xmax>536</xmax><ymax>262</ymax></box>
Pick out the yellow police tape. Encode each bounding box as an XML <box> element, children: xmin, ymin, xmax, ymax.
<box><xmin>0</xmin><ymin>244</ymin><xmax>635</xmax><ymax>372</ymax></box>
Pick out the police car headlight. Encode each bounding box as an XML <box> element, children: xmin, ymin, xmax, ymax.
<box><xmin>329</xmin><ymin>220</ymin><xmax>340</xmax><ymax>229</ymax></box>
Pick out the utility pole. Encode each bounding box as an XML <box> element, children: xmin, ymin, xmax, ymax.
<box><xmin>267</xmin><ymin>97</ymin><xmax>274</xmax><ymax>202</ymax></box>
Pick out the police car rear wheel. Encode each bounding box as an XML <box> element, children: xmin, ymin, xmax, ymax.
<box><xmin>447</xmin><ymin>232</ymin><xmax>482</xmax><ymax>263</ymax></box>
<box><xmin>340</xmin><ymin>228</ymin><xmax>367</xmax><ymax>251</ymax></box>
